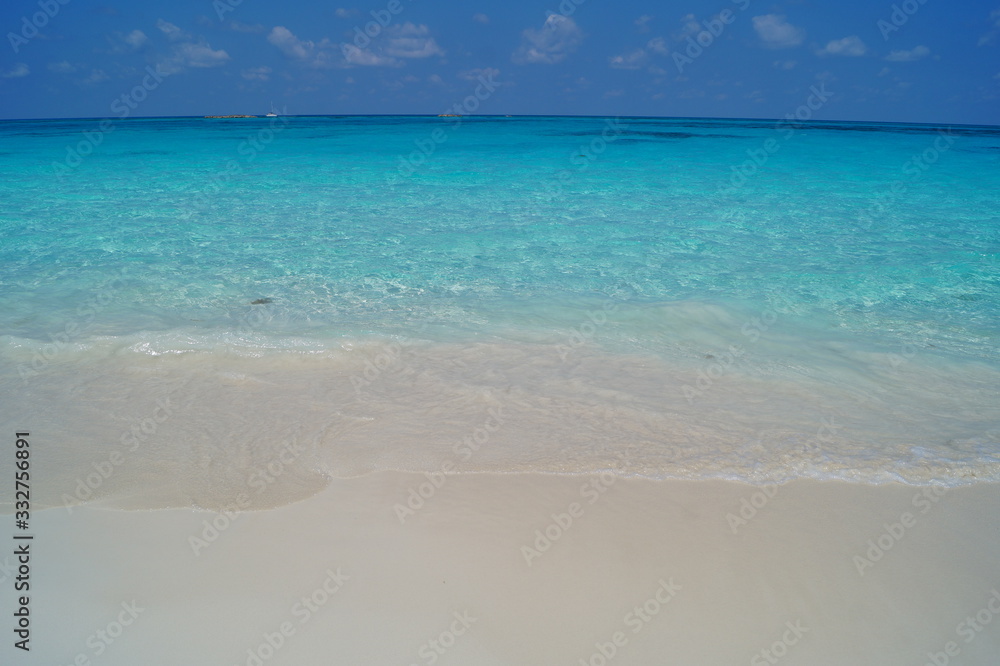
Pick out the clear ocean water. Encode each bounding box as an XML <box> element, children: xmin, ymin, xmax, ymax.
<box><xmin>1</xmin><ymin>115</ymin><xmax>998</xmax><ymax>509</ymax></box>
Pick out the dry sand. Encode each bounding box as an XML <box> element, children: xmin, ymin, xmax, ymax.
<box><xmin>13</xmin><ymin>474</ymin><xmax>1000</xmax><ymax>665</ymax></box>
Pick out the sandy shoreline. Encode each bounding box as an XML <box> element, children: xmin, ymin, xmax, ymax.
<box><xmin>12</xmin><ymin>473</ymin><xmax>1000</xmax><ymax>665</ymax></box>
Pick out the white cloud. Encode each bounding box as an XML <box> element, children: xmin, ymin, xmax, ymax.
<box><xmin>752</xmin><ymin>15</ymin><xmax>805</xmax><ymax>48</ymax></box>
<box><xmin>459</xmin><ymin>67</ymin><xmax>500</xmax><ymax>81</ymax></box>
<box><xmin>48</xmin><ymin>61</ymin><xmax>77</xmax><ymax>74</ymax></box>
<box><xmin>124</xmin><ymin>29</ymin><xmax>148</xmax><ymax>49</ymax></box>
<box><xmin>268</xmin><ymin>26</ymin><xmax>316</xmax><ymax>61</ymax></box>
<box><xmin>979</xmin><ymin>9</ymin><xmax>1000</xmax><ymax>45</ymax></box>
<box><xmin>268</xmin><ymin>25</ymin><xmax>407</xmax><ymax>68</ymax></box>
<box><xmin>241</xmin><ymin>66</ymin><xmax>272</xmax><ymax>81</ymax></box>
<box><xmin>105</xmin><ymin>29</ymin><xmax>148</xmax><ymax>54</ymax></box>
<box><xmin>156</xmin><ymin>19</ymin><xmax>191</xmax><ymax>42</ymax></box>
<box><xmin>268</xmin><ymin>23</ymin><xmax>441</xmax><ymax>70</ymax></box>
<box><xmin>512</xmin><ymin>14</ymin><xmax>583</xmax><ymax>64</ymax></box>
<box><xmin>609</xmin><ymin>49</ymin><xmax>648</xmax><ymax>70</ymax></box>
<box><xmin>473</xmin><ymin>13</ymin><xmax>490</xmax><ymax>25</ymax></box>
<box><xmin>606</xmin><ymin>35</ymin><xmax>669</xmax><ymax>71</ymax></box>
<box><xmin>174</xmin><ymin>42</ymin><xmax>230</xmax><ymax>68</ymax></box>
<box><xmin>646</xmin><ymin>36</ymin><xmax>668</xmax><ymax>55</ymax></box>
<box><xmin>1</xmin><ymin>63</ymin><xmax>29</xmax><ymax>78</ymax></box>
<box><xmin>818</xmin><ymin>35</ymin><xmax>867</xmax><ymax>57</ymax></box>
<box><xmin>156</xmin><ymin>20</ymin><xmax>230</xmax><ymax>73</ymax></box>
<box><xmin>341</xmin><ymin>43</ymin><xmax>398</xmax><ymax>67</ymax></box>
<box><xmin>336</xmin><ymin>8</ymin><xmax>360</xmax><ymax>19</ymax></box>
<box><xmin>428</xmin><ymin>73</ymin><xmax>444</xmax><ymax>85</ymax></box>
<box><xmin>385</xmin><ymin>23</ymin><xmax>444</xmax><ymax>59</ymax></box>
<box><xmin>677</xmin><ymin>14</ymin><xmax>701</xmax><ymax>40</ymax></box>
<box><xmin>885</xmin><ymin>45</ymin><xmax>929</xmax><ymax>62</ymax></box>
<box><xmin>772</xmin><ymin>59</ymin><xmax>796</xmax><ymax>70</ymax></box>
<box><xmin>80</xmin><ymin>69</ymin><xmax>110</xmax><ymax>85</ymax></box>
<box><xmin>635</xmin><ymin>15</ymin><xmax>653</xmax><ymax>32</ymax></box>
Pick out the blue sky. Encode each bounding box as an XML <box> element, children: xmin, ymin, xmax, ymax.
<box><xmin>1</xmin><ymin>0</ymin><xmax>998</xmax><ymax>124</ymax></box>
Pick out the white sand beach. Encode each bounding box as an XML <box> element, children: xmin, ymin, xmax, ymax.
<box><xmin>17</xmin><ymin>474</ymin><xmax>1000</xmax><ymax>665</ymax></box>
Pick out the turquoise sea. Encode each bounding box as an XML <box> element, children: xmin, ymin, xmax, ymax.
<box><xmin>1</xmin><ymin>115</ymin><xmax>998</xmax><ymax>510</ymax></box>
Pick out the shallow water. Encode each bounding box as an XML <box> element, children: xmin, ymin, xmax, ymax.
<box><xmin>1</xmin><ymin>115</ymin><xmax>998</xmax><ymax>509</ymax></box>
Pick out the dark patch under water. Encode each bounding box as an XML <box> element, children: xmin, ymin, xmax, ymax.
<box><xmin>556</xmin><ymin>130</ymin><xmax>744</xmax><ymax>140</ymax></box>
<box><xmin>545</xmin><ymin>121</ymin><xmax>1000</xmax><ymax>139</ymax></box>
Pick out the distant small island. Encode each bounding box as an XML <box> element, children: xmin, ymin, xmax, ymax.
<box><xmin>204</xmin><ymin>115</ymin><xmax>259</xmax><ymax>119</ymax></box>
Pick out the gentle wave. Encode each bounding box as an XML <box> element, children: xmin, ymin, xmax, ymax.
<box><xmin>2</xmin><ymin>314</ymin><xmax>999</xmax><ymax>513</ymax></box>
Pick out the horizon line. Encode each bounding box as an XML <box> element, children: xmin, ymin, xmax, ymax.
<box><xmin>1</xmin><ymin>113</ymin><xmax>998</xmax><ymax>129</ymax></box>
